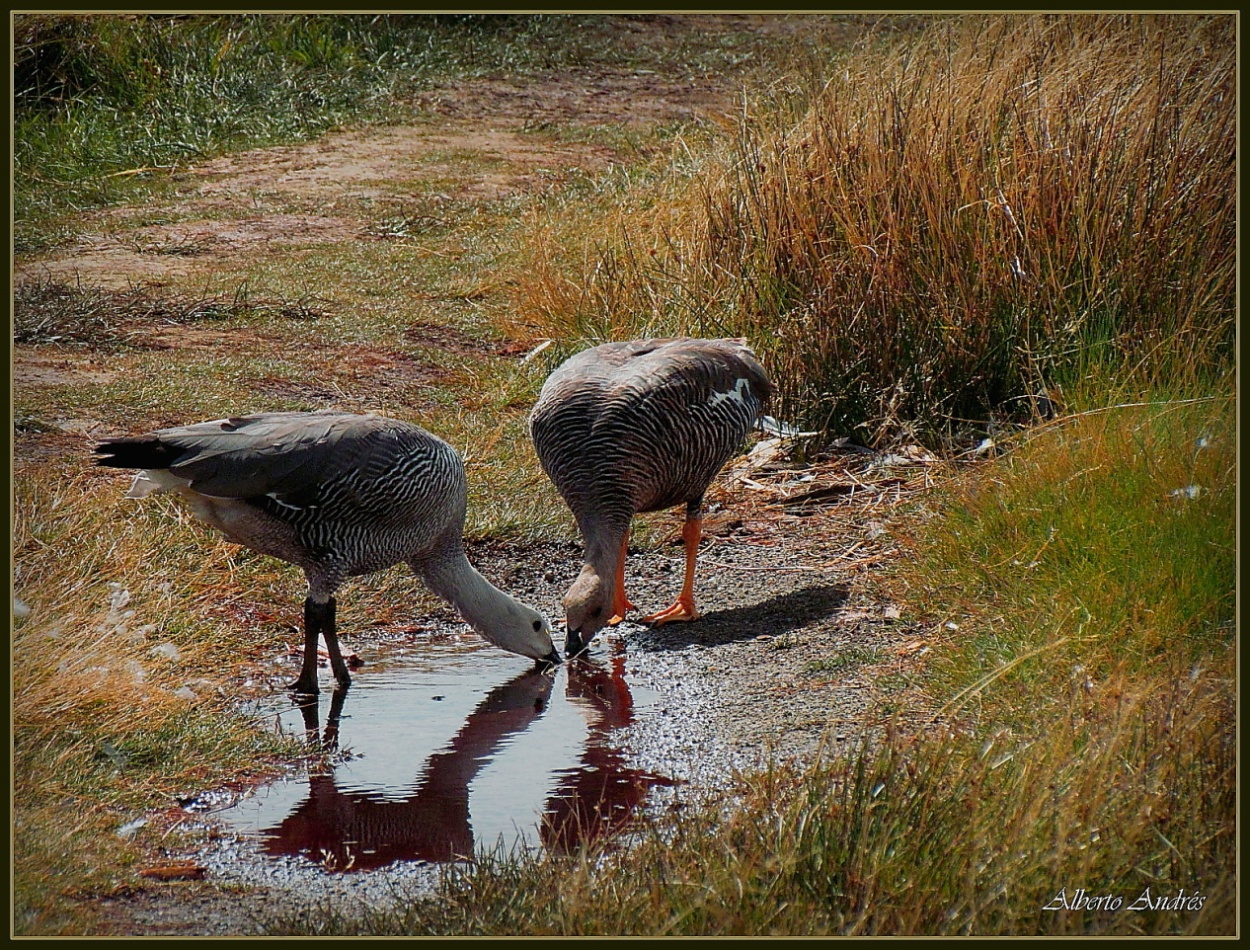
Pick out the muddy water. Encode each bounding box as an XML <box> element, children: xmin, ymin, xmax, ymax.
<box><xmin>214</xmin><ymin>639</ymin><xmax>675</xmax><ymax>874</ymax></box>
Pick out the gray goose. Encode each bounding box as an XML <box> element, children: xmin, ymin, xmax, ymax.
<box><xmin>95</xmin><ymin>411</ymin><xmax>560</xmax><ymax>694</ymax></box>
<box><xmin>530</xmin><ymin>337</ymin><xmax>771</xmax><ymax>655</ymax></box>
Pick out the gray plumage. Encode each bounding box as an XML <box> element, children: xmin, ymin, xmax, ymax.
<box><xmin>95</xmin><ymin>411</ymin><xmax>559</xmax><ymax>693</ymax></box>
<box><xmin>530</xmin><ymin>338</ymin><xmax>771</xmax><ymax>654</ymax></box>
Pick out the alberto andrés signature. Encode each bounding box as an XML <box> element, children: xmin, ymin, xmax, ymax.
<box><xmin>1043</xmin><ymin>887</ymin><xmax>1206</xmax><ymax>912</ymax></box>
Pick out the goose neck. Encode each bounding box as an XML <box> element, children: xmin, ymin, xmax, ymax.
<box><xmin>582</xmin><ymin>521</ymin><xmax>628</xmax><ymax>577</ymax></box>
<box><xmin>418</xmin><ymin>550</ymin><xmax>519</xmax><ymax>636</ymax></box>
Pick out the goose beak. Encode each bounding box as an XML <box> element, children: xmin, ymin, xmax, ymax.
<box><xmin>539</xmin><ymin>647</ymin><xmax>563</xmax><ymax>667</ymax></box>
<box><xmin>565</xmin><ymin>628</ymin><xmax>583</xmax><ymax>658</ymax></box>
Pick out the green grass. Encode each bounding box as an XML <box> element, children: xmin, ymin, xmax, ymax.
<box><xmin>805</xmin><ymin>645</ymin><xmax>880</xmax><ymax>674</ymax></box>
<box><xmin>911</xmin><ymin>389</ymin><xmax>1236</xmax><ymax>713</ymax></box>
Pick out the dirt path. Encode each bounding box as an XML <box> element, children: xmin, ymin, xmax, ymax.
<box><xmin>16</xmin><ymin>15</ymin><xmax>935</xmax><ymax>935</ymax></box>
<box><xmin>14</xmin><ymin>15</ymin><xmax>825</xmax><ymax>294</ymax></box>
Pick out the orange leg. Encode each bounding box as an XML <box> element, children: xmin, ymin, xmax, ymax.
<box><xmin>608</xmin><ymin>530</ymin><xmax>635</xmax><ymax>626</ymax></box>
<box><xmin>642</xmin><ymin>515</ymin><xmax>702</xmax><ymax>625</ymax></box>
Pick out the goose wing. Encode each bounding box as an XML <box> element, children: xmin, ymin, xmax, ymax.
<box><xmin>534</xmin><ymin>338</ymin><xmax>769</xmax><ymax>422</ymax></box>
<box><xmin>96</xmin><ymin>412</ymin><xmax>428</xmax><ymax>508</ymax></box>
<box><xmin>597</xmin><ymin>338</ymin><xmax>771</xmax><ymax>427</ymax></box>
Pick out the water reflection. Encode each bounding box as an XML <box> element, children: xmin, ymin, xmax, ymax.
<box><xmin>541</xmin><ymin>650</ymin><xmax>675</xmax><ymax>851</ymax></box>
<box><xmin>234</xmin><ymin>646</ymin><xmax>674</xmax><ymax>872</ymax></box>
<box><xmin>268</xmin><ymin>667</ymin><xmax>553</xmax><ymax>870</ymax></box>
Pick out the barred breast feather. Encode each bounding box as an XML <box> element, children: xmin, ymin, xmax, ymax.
<box><xmin>529</xmin><ymin>338</ymin><xmax>771</xmax><ymax>654</ymax></box>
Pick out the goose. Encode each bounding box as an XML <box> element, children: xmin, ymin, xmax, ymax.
<box><xmin>94</xmin><ymin>410</ymin><xmax>560</xmax><ymax>695</ymax></box>
<box><xmin>530</xmin><ymin>337</ymin><xmax>771</xmax><ymax>655</ymax></box>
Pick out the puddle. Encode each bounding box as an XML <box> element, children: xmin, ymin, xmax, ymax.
<box><xmin>211</xmin><ymin>639</ymin><xmax>676</xmax><ymax>873</ymax></box>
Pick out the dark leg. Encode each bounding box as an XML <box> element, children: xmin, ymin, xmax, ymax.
<box><xmin>289</xmin><ymin>597</ymin><xmax>330</xmax><ymax>695</ymax></box>
<box><xmin>296</xmin><ymin>693</ymin><xmax>320</xmax><ymax>737</ymax></box>
<box><xmin>320</xmin><ymin>597</ymin><xmax>352</xmax><ymax>689</ymax></box>
<box><xmin>322</xmin><ymin>685</ymin><xmax>348</xmax><ymax>751</ymax></box>
<box><xmin>294</xmin><ymin>686</ymin><xmax>348</xmax><ymax>751</ymax></box>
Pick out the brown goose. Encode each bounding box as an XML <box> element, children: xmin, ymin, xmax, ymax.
<box><xmin>95</xmin><ymin>411</ymin><xmax>560</xmax><ymax>694</ymax></box>
<box><xmin>530</xmin><ymin>338</ymin><xmax>771</xmax><ymax>655</ymax></box>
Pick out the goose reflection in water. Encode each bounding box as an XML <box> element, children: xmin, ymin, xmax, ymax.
<box><xmin>259</xmin><ymin>650</ymin><xmax>673</xmax><ymax>872</ymax></box>
<box><xmin>541</xmin><ymin>648</ymin><xmax>675</xmax><ymax>851</ymax></box>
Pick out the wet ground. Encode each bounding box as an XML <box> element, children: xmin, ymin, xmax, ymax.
<box><xmin>96</xmin><ymin>483</ymin><xmax>928</xmax><ymax>935</ymax></box>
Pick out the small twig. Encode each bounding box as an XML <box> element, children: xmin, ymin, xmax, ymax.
<box><xmin>99</xmin><ymin>165</ymin><xmax>178</xmax><ymax>179</ymax></box>
<box><xmin>160</xmin><ymin>818</ymin><xmax>187</xmax><ymax>841</ymax></box>
<box><xmin>836</xmin><ymin>540</ymin><xmax>866</xmax><ymax>560</ymax></box>
<box><xmin>699</xmin><ymin>558</ymin><xmax>823</xmax><ymax>573</ymax></box>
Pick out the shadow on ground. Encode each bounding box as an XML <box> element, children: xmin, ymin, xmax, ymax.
<box><xmin>625</xmin><ymin>582</ymin><xmax>850</xmax><ymax>652</ymax></box>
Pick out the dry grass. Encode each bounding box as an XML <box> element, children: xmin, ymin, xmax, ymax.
<box><xmin>11</xmin><ymin>470</ymin><xmax>307</xmax><ymax>933</ymax></box>
<box><xmin>509</xmin><ymin>14</ymin><xmax>1236</xmax><ymax>443</ymax></box>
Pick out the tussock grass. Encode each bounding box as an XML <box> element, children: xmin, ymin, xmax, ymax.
<box><xmin>511</xmin><ymin>14</ymin><xmax>1235</xmax><ymax>444</ymax></box>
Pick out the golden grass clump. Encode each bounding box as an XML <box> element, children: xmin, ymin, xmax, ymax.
<box><xmin>511</xmin><ymin>14</ymin><xmax>1236</xmax><ymax>443</ymax></box>
<box><xmin>11</xmin><ymin>468</ymin><xmax>303</xmax><ymax>932</ymax></box>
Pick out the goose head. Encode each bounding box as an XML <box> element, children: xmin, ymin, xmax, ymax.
<box><xmin>479</xmin><ymin>600</ymin><xmax>561</xmax><ymax>667</ymax></box>
<box><xmin>563</xmin><ymin>564</ymin><xmax>612</xmax><ymax>657</ymax></box>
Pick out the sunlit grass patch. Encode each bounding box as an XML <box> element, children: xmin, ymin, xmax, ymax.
<box><xmin>11</xmin><ymin>13</ymin><xmax>647</xmax><ymax>253</ymax></box>
<box><xmin>11</xmin><ymin>468</ymin><xmax>308</xmax><ymax>934</ymax></box>
<box><xmin>904</xmin><ymin>389</ymin><xmax>1236</xmax><ymax>719</ymax></box>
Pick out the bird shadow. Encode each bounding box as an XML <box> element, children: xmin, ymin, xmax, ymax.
<box><xmin>622</xmin><ymin>581</ymin><xmax>850</xmax><ymax>653</ymax></box>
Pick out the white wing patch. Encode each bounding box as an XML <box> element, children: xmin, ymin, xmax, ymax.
<box><xmin>708</xmin><ymin>377</ymin><xmax>754</xmax><ymax>410</ymax></box>
<box><xmin>125</xmin><ymin>473</ymin><xmax>162</xmax><ymax>499</ymax></box>
<box><xmin>265</xmin><ymin>493</ymin><xmax>311</xmax><ymax>512</ymax></box>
